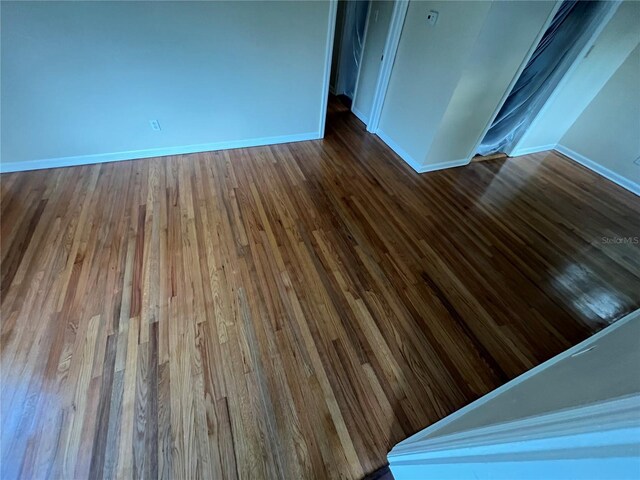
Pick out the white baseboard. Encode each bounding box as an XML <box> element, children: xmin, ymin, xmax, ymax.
<box><xmin>376</xmin><ymin>129</ymin><xmax>469</xmax><ymax>174</ymax></box>
<box><xmin>509</xmin><ymin>143</ymin><xmax>557</xmax><ymax>157</ymax></box>
<box><xmin>0</xmin><ymin>132</ymin><xmax>320</xmax><ymax>173</ymax></box>
<box><xmin>376</xmin><ymin>129</ymin><xmax>423</xmax><ymax>172</ymax></box>
<box><xmin>351</xmin><ymin>106</ymin><xmax>369</xmax><ymax>126</ymax></box>
<box><xmin>555</xmin><ymin>144</ymin><xmax>640</xmax><ymax>197</ymax></box>
<box><xmin>419</xmin><ymin>158</ymin><xmax>469</xmax><ymax>173</ymax></box>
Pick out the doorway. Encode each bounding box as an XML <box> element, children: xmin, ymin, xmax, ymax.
<box><xmin>330</xmin><ymin>0</ymin><xmax>370</xmax><ymax>107</ymax></box>
<box><xmin>325</xmin><ymin>0</ymin><xmax>408</xmax><ymax>136</ymax></box>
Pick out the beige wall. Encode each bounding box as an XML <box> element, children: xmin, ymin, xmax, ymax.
<box><xmin>376</xmin><ymin>0</ymin><xmax>555</xmax><ymax>171</ymax></box>
<box><xmin>560</xmin><ymin>45</ymin><xmax>640</xmax><ymax>186</ymax></box>
<box><xmin>1</xmin><ymin>1</ymin><xmax>332</xmax><ymax>169</ymax></box>
<box><xmin>424</xmin><ymin>1</ymin><xmax>556</xmax><ymax>166</ymax></box>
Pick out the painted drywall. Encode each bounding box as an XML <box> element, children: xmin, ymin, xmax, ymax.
<box><xmin>352</xmin><ymin>0</ymin><xmax>394</xmax><ymax>124</ymax></box>
<box><xmin>424</xmin><ymin>0</ymin><xmax>556</xmax><ymax>166</ymax></box>
<box><xmin>1</xmin><ymin>1</ymin><xmax>332</xmax><ymax>168</ymax></box>
<box><xmin>377</xmin><ymin>0</ymin><xmax>491</xmax><ymax>169</ymax></box>
<box><xmin>559</xmin><ymin>45</ymin><xmax>640</xmax><ymax>186</ymax></box>
<box><xmin>376</xmin><ymin>0</ymin><xmax>553</xmax><ymax>171</ymax></box>
<box><xmin>514</xmin><ymin>0</ymin><xmax>640</xmax><ymax>153</ymax></box>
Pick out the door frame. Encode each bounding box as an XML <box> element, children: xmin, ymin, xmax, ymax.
<box><xmin>319</xmin><ymin>0</ymin><xmax>339</xmax><ymax>138</ymax></box>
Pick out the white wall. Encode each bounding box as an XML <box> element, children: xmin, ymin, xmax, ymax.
<box><xmin>352</xmin><ymin>0</ymin><xmax>394</xmax><ymax>124</ymax></box>
<box><xmin>424</xmin><ymin>0</ymin><xmax>557</xmax><ymax>166</ymax></box>
<box><xmin>376</xmin><ymin>0</ymin><xmax>491</xmax><ymax>171</ymax></box>
<box><xmin>559</xmin><ymin>45</ymin><xmax>640</xmax><ymax>188</ymax></box>
<box><xmin>1</xmin><ymin>1</ymin><xmax>333</xmax><ymax>170</ymax></box>
<box><xmin>513</xmin><ymin>0</ymin><xmax>640</xmax><ymax>154</ymax></box>
<box><xmin>376</xmin><ymin>0</ymin><xmax>554</xmax><ymax>172</ymax></box>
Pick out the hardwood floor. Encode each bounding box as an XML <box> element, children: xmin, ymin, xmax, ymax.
<box><xmin>2</xmin><ymin>100</ymin><xmax>639</xmax><ymax>479</ymax></box>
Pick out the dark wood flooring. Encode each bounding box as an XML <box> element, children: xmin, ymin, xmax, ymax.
<box><xmin>1</xmin><ymin>99</ymin><xmax>639</xmax><ymax>479</ymax></box>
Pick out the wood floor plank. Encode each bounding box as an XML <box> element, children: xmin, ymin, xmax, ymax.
<box><xmin>1</xmin><ymin>98</ymin><xmax>639</xmax><ymax>478</ymax></box>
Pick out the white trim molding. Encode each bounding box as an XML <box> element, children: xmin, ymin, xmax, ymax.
<box><xmin>510</xmin><ymin>143</ymin><xmax>558</xmax><ymax>157</ymax></box>
<box><xmin>392</xmin><ymin>394</ymin><xmax>640</xmax><ymax>456</ymax></box>
<box><xmin>418</xmin><ymin>159</ymin><xmax>468</xmax><ymax>174</ymax></box>
<box><xmin>376</xmin><ymin>129</ymin><xmax>421</xmax><ymax>171</ymax></box>
<box><xmin>390</xmin><ymin>396</ymin><xmax>640</xmax><ymax>479</ymax></box>
<box><xmin>0</xmin><ymin>132</ymin><xmax>320</xmax><ymax>173</ymax></box>
<box><xmin>366</xmin><ymin>0</ymin><xmax>409</xmax><ymax>134</ymax></box>
<box><xmin>319</xmin><ymin>0</ymin><xmax>339</xmax><ymax>138</ymax></box>
<box><xmin>555</xmin><ymin>144</ymin><xmax>640</xmax><ymax>196</ymax></box>
<box><xmin>377</xmin><ymin>129</ymin><xmax>468</xmax><ymax>174</ymax></box>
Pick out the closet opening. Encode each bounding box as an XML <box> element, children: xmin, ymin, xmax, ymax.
<box><xmin>476</xmin><ymin>0</ymin><xmax>616</xmax><ymax>157</ymax></box>
<box><xmin>328</xmin><ymin>0</ymin><xmax>370</xmax><ymax>114</ymax></box>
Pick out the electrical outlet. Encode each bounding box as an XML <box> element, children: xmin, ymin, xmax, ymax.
<box><xmin>149</xmin><ymin>119</ymin><xmax>162</xmax><ymax>131</ymax></box>
<box><xmin>426</xmin><ymin>10</ymin><xmax>438</xmax><ymax>26</ymax></box>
